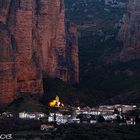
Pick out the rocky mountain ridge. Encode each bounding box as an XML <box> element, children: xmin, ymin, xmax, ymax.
<box><xmin>65</xmin><ymin>0</ymin><xmax>140</xmax><ymax>105</ymax></box>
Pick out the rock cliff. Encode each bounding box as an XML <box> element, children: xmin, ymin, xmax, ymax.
<box><xmin>0</xmin><ymin>23</ymin><xmax>17</xmax><ymax>104</ymax></box>
<box><xmin>66</xmin><ymin>22</ymin><xmax>79</xmax><ymax>84</ymax></box>
<box><xmin>118</xmin><ymin>0</ymin><xmax>140</xmax><ymax>61</ymax></box>
<box><xmin>38</xmin><ymin>0</ymin><xmax>68</xmax><ymax>81</ymax></box>
<box><xmin>0</xmin><ymin>0</ymin><xmax>79</xmax><ymax>104</ymax></box>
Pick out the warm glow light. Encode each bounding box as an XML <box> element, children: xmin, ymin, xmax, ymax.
<box><xmin>49</xmin><ymin>96</ymin><xmax>64</xmax><ymax>107</ymax></box>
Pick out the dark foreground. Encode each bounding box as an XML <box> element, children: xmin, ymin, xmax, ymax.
<box><xmin>1</xmin><ymin>124</ymin><xmax>140</xmax><ymax>140</ymax></box>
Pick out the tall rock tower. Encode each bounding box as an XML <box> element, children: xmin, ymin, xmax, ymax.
<box><xmin>0</xmin><ymin>0</ymin><xmax>79</xmax><ymax>104</ymax></box>
<box><xmin>118</xmin><ymin>0</ymin><xmax>140</xmax><ymax>61</ymax></box>
<box><xmin>38</xmin><ymin>0</ymin><xmax>68</xmax><ymax>81</ymax></box>
<box><xmin>66</xmin><ymin>23</ymin><xmax>79</xmax><ymax>84</ymax></box>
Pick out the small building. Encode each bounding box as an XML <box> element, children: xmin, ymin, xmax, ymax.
<box><xmin>19</xmin><ymin>112</ymin><xmax>46</xmax><ymax>120</ymax></box>
<box><xmin>41</xmin><ymin>123</ymin><xmax>54</xmax><ymax>131</ymax></box>
<box><xmin>125</xmin><ymin>116</ymin><xmax>136</xmax><ymax>125</ymax></box>
<box><xmin>67</xmin><ymin>118</ymin><xmax>80</xmax><ymax>124</ymax></box>
<box><xmin>48</xmin><ymin>112</ymin><xmax>71</xmax><ymax>125</ymax></box>
<box><xmin>2</xmin><ymin>112</ymin><xmax>14</xmax><ymax>118</ymax></box>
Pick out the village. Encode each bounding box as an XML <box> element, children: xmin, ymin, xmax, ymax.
<box><xmin>0</xmin><ymin>96</ymin><xmax>140</xmax><ymax>132</ymax></box>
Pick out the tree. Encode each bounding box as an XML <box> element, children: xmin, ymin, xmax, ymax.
<box><xmin>97</xmin><ymin>115</ymin><xmax>105</xmax><ymax>123</ymax></box>
<box><xmin>135</xmin><ymin>116</ymin><xmax>140</xmax><ymax>125</ymax></box>
<box><xmin>113</xmin><ymin>108</ymin><xmax>120</xmax><ymax>115</ymax></box>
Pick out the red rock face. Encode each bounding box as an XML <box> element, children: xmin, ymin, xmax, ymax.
<box><xmin>0</xmin><ymin>23</ymin><xmax>17</xmax><ymax>104</ymax></box>
<box><xmin>38</xmin><ymin>0</ymin><xmax>68</xmax><ymax>81</ymax></box>
<box><xmin>7</xmin><ymin>0</ymin><xmax>43</xmax><ymax>95</ymax></box>
<box><xmin>118</xmin><ymin>0</ymin><xmax>140</xmax><ymax>61</ymax></box>
<box><xmin>66</xmin><ymin>23</ymin><xmax>79</xmax><ymax>84</ymax></box>
<box><xmin>0</xmin><ymin>0</ymin><xmax>79</xmax><ymax>104</ymax></box>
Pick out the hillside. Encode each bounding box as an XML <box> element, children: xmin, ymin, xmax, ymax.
<box><xmin>64</xmin><ymin>0</ymin><xmax>140</xmax><ymax>105</ymax></box>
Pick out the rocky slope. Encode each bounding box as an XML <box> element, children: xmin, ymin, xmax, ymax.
<box><xmin>0</xmin><ymin>0</ymin><xmax>79</xmax><ymax>104</ymax></box>
<box><xmin>65</xmin><ymin>0</ymin><xmax>128</xmax><ymax>34</ymax></box>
